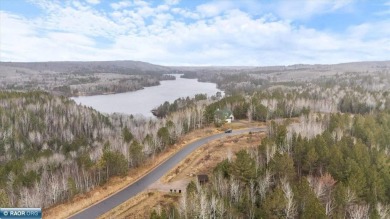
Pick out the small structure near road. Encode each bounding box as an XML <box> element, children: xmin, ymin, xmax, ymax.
<box><xmin>197</xmin><ymin>174</ymin><xmax>209</xmax><ymax>185</ymax></box>
<box><xmin>214</xmin><ymin>108</ymin><xmax>234</xmax><ymax>124</ymax></box>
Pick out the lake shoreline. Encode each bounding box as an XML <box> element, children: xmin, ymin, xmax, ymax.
<box><xmin>72</xmin><ymin>75</ymin><xmax>222</xmax><ymax>117</ymax></box>
<box><xmin>70</xmin><ymin>76</ymin><xmax>178</xmax><ymax>97</ymax></box>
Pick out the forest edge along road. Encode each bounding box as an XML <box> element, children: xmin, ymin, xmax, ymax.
<box><xmin>68</xmin><ymin>127</ymin><xmax>265</xmax><ymax>219</ymax></box>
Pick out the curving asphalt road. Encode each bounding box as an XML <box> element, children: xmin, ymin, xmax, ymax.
<box><xmin>69</xmin><ymin>127</ymin><xmax>265</xmax><ymax>219</ymax></box>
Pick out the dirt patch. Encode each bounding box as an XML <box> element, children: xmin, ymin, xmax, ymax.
<box><xmin>98</xmin><ymin>189</ymin><xmax>186</xmax><ymax>219</ymax></box>
<box><xmin>99</xmin><ymin>191</ymin><xmax>179</xmax><ymax>219</ymax></box>
<box><xmin>149</xmin><ymin>179</ymin><xmax>190</xmax><ymax>193</ymax></box>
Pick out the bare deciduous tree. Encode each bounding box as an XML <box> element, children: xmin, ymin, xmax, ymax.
<box><xmin>281</xmin><ymin>178</ymin><xmax>297</xmax><ymax>219</ymax></box>
<box><xmin>376</xmin><ymin>203</ymin><xmax>390</xmax><ymax>219</ymax></box>
<box><xmin>258</xmin><ymin>170</ymin><xmax>272</xmax><ymax>201</ymax></box>
<box><xmin>347</xmin><ymin>204</ymin><xmax>370</xmax><ymax>219</ymax></box>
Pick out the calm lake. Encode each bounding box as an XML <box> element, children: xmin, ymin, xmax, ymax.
<box><xmin>72</xmin><ymin>75</ymin><xmax>222</xmax><ymax>117</ymax></box>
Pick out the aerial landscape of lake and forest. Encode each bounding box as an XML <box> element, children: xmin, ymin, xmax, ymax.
<box><xmin>0</xmin><ymin>1</ymin><xmax>390</xmax><ymax>219</ymax></box>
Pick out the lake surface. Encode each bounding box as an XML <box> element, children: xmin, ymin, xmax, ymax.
<box><xmin>72</xmin><ymin>75</ymin><xmax>222</xmax><ymax>117</ymax></box>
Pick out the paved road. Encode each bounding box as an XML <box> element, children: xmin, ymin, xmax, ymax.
<box><xmin>69</xmin><ymin>127</ymin><xmax>265</xmax><ymax>219</ymax></box>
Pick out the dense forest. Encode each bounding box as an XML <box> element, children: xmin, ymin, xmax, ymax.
<box><xmin>149</xmin><ymin>70</ymin><xmax>390</xmax><ymax>218</ymax></box>
<box><xmin>152</xmin><ymin>93</ymin><xmax>217</xmax><ymax>118</ymax></box>
<box><xmin>154</xmin><ymin>112</ymin><xmax>389</xmax><ymax>218</ymax></box>
<box><xmin>0</xmin><ymin>90</ymin><xmax>211</xmax><ymax>208</ymax></box>
<box><xmin>181</xmin><ymin>72</ymin><xmax>269</xmax><ymax>95</ymax></box>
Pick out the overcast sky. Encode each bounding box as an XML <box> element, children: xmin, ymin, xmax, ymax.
<box><xmin>0</xmin><ymin>0</ymin><xmax>389</xmax><ymax>66</ymax></box>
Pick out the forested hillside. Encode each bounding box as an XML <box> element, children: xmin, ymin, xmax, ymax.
<box><xmin>149</xmin><ymin>69</ymin><xmax>390</xmax><ymax>219</ymax></box>
<box><xmin>179</xmin><ymin>61</ymin><xmax>390</xmax><ymax>95</ymax></box>
<box><xmin>0</xmin><ymin>60</ymin><xmax>170</xmax><ymax>74</ymax></box>
<box><xmin>0</xmin><ymin>61</ymin><xmax>175</xmax><ymax>97</ymax></box>
<box><xmin>168</xmin><ymin>112</ymin><xmax>390</xmax><ymax>218</ymax></box>
<box><xmin>0</xmin><ymin>91</ymin><xmax>211</xmax><ymax>208</ymax></box>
